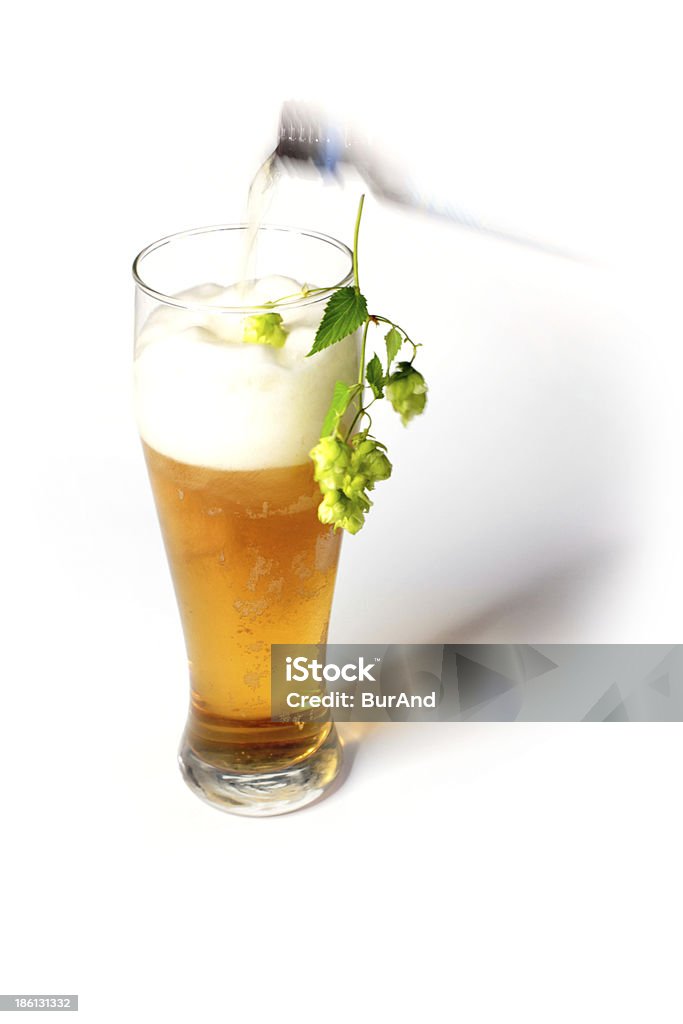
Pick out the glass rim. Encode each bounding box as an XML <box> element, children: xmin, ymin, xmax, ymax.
<box><xmin>132</xmin><ymin>223</ymin><xmax>354</xmax><ymax>313</ymax></box>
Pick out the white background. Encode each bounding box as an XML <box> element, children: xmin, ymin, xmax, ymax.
<box><xmin>1</xmin><ymin>1</ymin><xmax>682</xmax><ymax>1021</ymax></box>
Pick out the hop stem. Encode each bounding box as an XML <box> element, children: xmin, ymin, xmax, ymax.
<box><xmin>352</xmin><ymin>194</ymin><xmax>365</xmax><ymax>293</ymax></box>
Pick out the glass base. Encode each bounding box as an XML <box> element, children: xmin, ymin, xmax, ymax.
<box><xmin>178</xmin><ymin>726</ymin><xmax>343</xmax><ymax>817</ymax></box>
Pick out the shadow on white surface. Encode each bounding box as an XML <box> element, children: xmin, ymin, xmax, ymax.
<box><xmin>424</xmin><ymin>543</ymin><xmax>628</xmax><ymax>643</ymax></box>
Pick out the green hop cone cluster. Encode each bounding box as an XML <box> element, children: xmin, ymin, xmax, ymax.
<box><xmin>243</xmin><ymin>312</ymin><xmax>288</xmax><ymax>349</ymax></box>
<box><xmin>309</xmin><ymin>434</ymin><xmax>392</xmax><ymax>534</ymax></box>
<box><xmin>385</xmin><ymin>362</ymin><xmax>428</xmax><ymax>425</ymax></box>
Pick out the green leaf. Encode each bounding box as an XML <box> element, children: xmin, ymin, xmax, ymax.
<box><xmin>307</xmin><ymin>287</ymin><xmax>368</xmax><ymax>356</ymax></box>
<box><xmin>321</xmin><ymin>381</ymin><xmax>355</xmax><ymax>436</ymax></box>
<box><xmin>366</xmin><ymin>353</ymin><xmax>384</xmax><ymax>398</ymax></box>
<box><xmin>385</xmin><ymin>326</ymin><xmax>403</xmax><ymax>368</ymax></box>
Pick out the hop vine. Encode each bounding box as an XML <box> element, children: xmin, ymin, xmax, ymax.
<box><xmin>307</xmin><ymin>195</ymin><xmax>428</xmax><ymax>533</ymax></box>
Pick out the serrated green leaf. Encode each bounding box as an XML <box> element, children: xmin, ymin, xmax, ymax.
<box><xmin>385</xmin><ymin>326</ymin><xmax>403</xmax><ymax>368</ymax></box>
<box><xmin>366</xmin><ymin>353</ymin><xmax>384</xmax><ymax>398</ymax></box>
<box><xmin>321</xmin><ymin>381</ymin><xmax>355</xmax><ymax>436</ymax></box>
<box><xmin>307</xmin><ymin>287</ymin><xmax>368</xmax><ymax>356</ymax></box>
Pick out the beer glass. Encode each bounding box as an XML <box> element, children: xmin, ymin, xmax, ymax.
<box><xmin>132</xmin><ymin>225</ymin><xmax>357</xmax><ymax>816</ymax></box>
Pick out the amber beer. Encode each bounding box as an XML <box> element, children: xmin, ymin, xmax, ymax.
<box><xmin>144</xmin><ymin>441</ymin><xmax>341</xmax><ymax>772</ymax></box>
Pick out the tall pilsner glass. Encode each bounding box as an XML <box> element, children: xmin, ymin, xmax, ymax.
<box><xmin>133</xmin><ymin>226</ymin><xmax>357</xmax><ymax>816</ymax></box>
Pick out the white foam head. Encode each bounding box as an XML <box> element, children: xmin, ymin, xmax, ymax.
<box><xmin>134</xmin><ymin>278</ymin><xmax>358</xmax><ymax>470</ymax></box>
